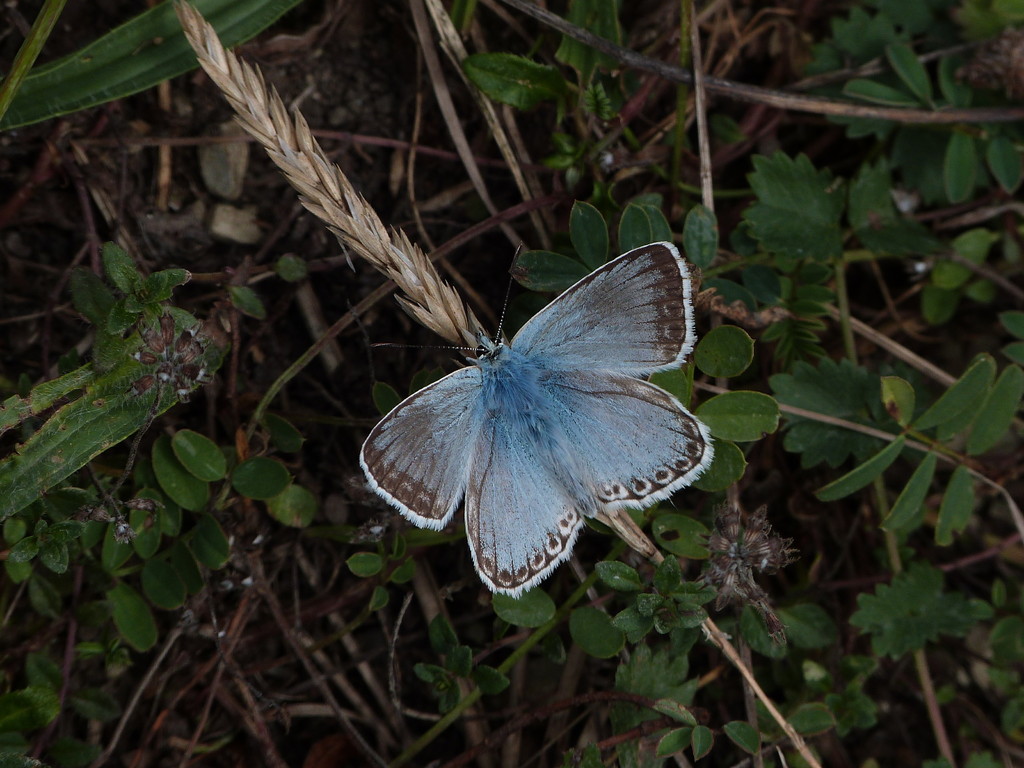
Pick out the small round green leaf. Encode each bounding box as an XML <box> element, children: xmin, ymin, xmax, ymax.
<box><xmin>880</xmin><ymin>375</ymin><xmax>915</xmax><ymax>427</ymax></box>
<box><xmin>372</xmin><ymin>381</ymin><xmax>402</xmax><ymax>416</ymax></box>
<box><xmin>228</xmin><ymin>285</ymin><xmax>267</xmax><ymax>320</ymax></box>
<box><xmin>369</xmin><ymin>585</ymin><xmax>389</xmax><ymax>611</ymax></box>
<box><xmin>778</xmin><ymin>604</ymin><xmax>838</xmax><ymax>649</ymax></box>
<box><xmin>492</xmin><ymin>589</ymin><xmax>556</xmax><ymax>627</ymax></box>
<box><xmin>986</xmin><ymin>135</ymin><xmax>1022</xmax><ymax>193</ymax></box>
<box><xmin>690</xmin><ymin>724</ymin><xmax>714</xmax><ymax>760</ymax></box>
<box><xmin>262</xmin><ymin>413</ymin><xmax>304</xmax><ymax>453</ymax></box>
<box><xmin>107</xmin><ymin>583</ymin><xmax>157</xmax><ymax>651</ymax></box>
<box><xmin>347</xmin><ymin>552</ymin><xmax>383</xmax><ymax>577</ymax></box>
<box><xmin>141</xmin><ymin>559</ymin><xmax>187</xmax><ymax>609</ymax></box>
<box><xmin>569</xmin><ymin>201</ymin><xmax>608</xmax><ymax>270</ymax></box>
<box><xmin>695</xmin><ymin>391</ymin><xmax>779</xmax><ymax>442</ymax></box>
<box><xmin>152</xmin><ymin>435</ymin><xmax>209</xmax><ymax>512</ymax></box>
<box><xmin>683</xmin><ymin>204</ymin><xmax>718</xmax><ymax>269</ymax></box>
<box><xmin>693</xmin><ymin>439</ymin><xmax>745</xmax><ymax>492</ymax></box>
<box><xmin>274</xmin><ymin>254</ymin><xmax>308</xmax><ymax>282</ymax></box>
<box><xmin>595</xmin><ymin>561</ymin><xmax>643</xmax><ymax>592</ymax></box>
<box><xmin>694</xmin><ymin>325</ymin><xmax>754</xmax><ymax>378</ymax></box>
<box><xmin>656</xmin><ymin>727</ymin><xmax>693</xmax><ymax>757</ymax></box>
<box><xmin>944</xmin><ymin>132</ymin><xmax>977</xmax><ymax>203</ymax></box>
<box><xmin>569</xmin><ymin>606</ymin><xmax>625</xmax><ymax>658</ymax></box>
<box><xmin>130</xmin><ymin>507</ymin><xmax>161</xmax><ymax>559</ymax></box>
<box><xmin>0</xmin><ymin>686</ymin><xmax>60</xmax><ymax>732</ymax></box>
<box><xmin>232</xmin><ymin>457</ymin><xmax>290</xmax><ymax>500</ymax></box>
<box><xmin>723</xmin><ymin>720</ymin><xmax>761</xmax><ymax>754</ymax></box>
<box><xmin>513</xmin><ymin>250</ymin><xmax>589</xmax><ymax>293</ymax></box>
<box><xmin>267</xmin><ymin>484</ymin><xmax>317</xmax><ymax>528</ymax></box>
<box><xmin>652</xmin><ymin>514</ymin><xmax>709</xmax><ymax>559</ymax></box>
<box><xmin>788</xmin><ymin>702</ymin><xmax>836</xmax><ymax>735</ymax></box>
<box><xmin>190</xmin><ymin>514</ymin><xmax>229</xmax><ymax>568</ymax></box>
<box><xmin>172</xmin><ymin>429</ymin><xmax>227</xmax><ymax>481</ymax></box>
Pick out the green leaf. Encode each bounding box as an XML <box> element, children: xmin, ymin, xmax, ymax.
<box><xmin>428</xmin><ymin>615</ymin><xmax>458</xmax><ymax>655</ymax></box>
<box><xmin>569</xmin><ymin>606</ymin><xmax>625</xmax><ymax>658</ymax></box>
<box><xmin>652</xmin><ymin>514</ymin><xmax>709</xmax><ymax>559</ymax></box>
<box><xmin>462</xmin><ymin>53</ymin><xmax>567</xmax><ymax>110</ymax></box>
<box><xmin>885</xmin><ymin>44</ymin><xmax>932</xmax><ymax>105</ymax></box>
<box><xmin>843</xmin><ymin>78</ymin><xmax>918</xmax><ymax>106</ymax></box>
<box><xmin>171</xmin><ymin>430</ymin><xmax>227</xmax><ymax>482</ymax></box>
<box><xmin>936</xmin><ymin>465</ymin><xmax>975</xmax><ymax>546</ymax></box>
<box><xmin>850</xmin><ymin>562</ymin><xmax>993</xmax><ymax>657</ymax></box>
<box><xmin>554</xmin><ymin>0</ymin><xmax>622</xmax><ymax>83</ymax></box>
<box><xmin>882</xmin><ymin>452</ymin><xmax>938</xmax><ymax>533</ymax></box>
<box><xmin>656</xmin><ymin>727</ymin><xmax>693</xmax><ymax>757</ymax></box>
<box><xmin>101</xmin><ymin>243</ymin><xmax>142</xmax><ymax>294</ymax></box>
<box><xmin>595</xmin><ymin>561</ymin><xmax>643</xmax><ymax>592</ymax></box>
<box><xmin>228</xmin><ymin>285</ymin><xmax>267</xmax><ymax>320</ymax></box>
<box><xmin>692</xmin><ymin>439</ymin><xmax>746</xmax><ymax>492</ymax></box>
<box><xmin>0</xmin><ymin>686</ymin><xmax>60</xmax><ymax>733</ymax></box>
<box><xmin>653</xmin><ymin>699</ymin><xmax>697</xmax><ymax>725</ymax></box>
<box><xmin>152</xmin><ymin>434</ymin><xmax>209</xmax><ymax>512</ymax></box>
<box><xmin>788</xmin><ymin>702</ymin><xmax>836</xmax><ymax>735</ymax></box>
<box><xmin>168</xmin><ymin>541</ymin><xmax>204</xmax><ymax>593</ymax></box>
<box><xmin>25</xmin><ymin>653</ymin><xmax>61</xmax><ymax>690</ymax></box>
<box><xmin>491</xmin><ymin>589</ymin><xmax>555</xmax><ymax>627</ymax></box>
<box><xmin>471</xmin><ymin>665</ymin><xmax>511</xmax><ymax>695</ymax></box>
<box><xmin>190</xmin><ymin>514</ymin><xmax>229</xmax><ymax>568</ymax></box>
<box><xmin>966</xmin><ymin>365</ymin><xmax>1024</xmax><ymax>455</ymax></box>
<box><xmin>881</xmin><ymin>375</ymin><xmax>915</xmax><ymax>426</ymax></box>
<box><xmin>261</xmin><ymin>413</ymin><xmax>304</xmax><ymax>453</ymax></box>
<box><xmin>232</xmin><ymin>457</ymin><xmax>291</xmax><ymax>500</ymax></box>
<box><xmin>274</xmin><ymin>254</ymin><xmax>308</xmax><ymax>282</ymax></box>
<box><xmin>986</xmin><ymin>135</ymin><xmax>1022</xmax><ymax>193</ymax></box>
<box><xmin>618</xmin><ymin>202</ymin><xmax>672</xmax><ymax>253</ymax></box>
<box><xmin>683</xmin><ymin>205</ymin><xmax>718</xmax><ymax>269</ymax></box>
<box><xmin>0</xmin><ymin>0</ymin><xmax>307</xmax><ymax>131</ymax></box>
<box><xmin>741</xmin><ymin>265</ymin><xmax>781</xmax><ymax>304</ymax></box>
<box><xmin>141</xmin><ymin>559</ymin><xmax>187</xmax><ymax>610</ymax></box>
<box><xmin>723</xmin><ymin>720</ymin><xmax>760</xmax><ymax>754</ymax></box>
<box><xmin>1001</xmin><ymin>310</ymin><xmax>1024</xmax><ymax>340</ymax></box>
<box><xmin>944</xmin><ymin>132</ymin><xmax>978</xmax><ymax>204</ymax></box>
<box><xmin>744</xmin><ymin>152</ymin><xmax>843</xmax><ymax>261</ymax></box>
<box><xmin>107</xmin><ymin>583</ymin><xmax>157</xmax><ymax>651</ymax></box>
<box><xmin>816</xmin><ymin>437</ymin><xmax>906</xmax><ymax>501</ymax></box>
<box><xmin>779</xmin><ymin>603</ymin><xmax>838</xmax><ymax>649</ymax></box>
<box><xmin>346</xmin><ymin>552</ymin><xmax>383</xmax><ymax>577</ymax></box>
<box><xmin>569</xmin><ymin>201</ymin><xmax>608</xmax><ymax>270</ymax></box>
<box><xmin>69</xmin><ymin>268</ymin><xmax>115</xmax><ymax>327</ymax></box>
<box><xmin>848</xmin><ymin>160</ymin><xmax>938</xmax><ymax>255</ymax></box>
<box><xmin>513</xmin><ymin>250</ymin><xmax>589</xmax><ymax>292</ymax></box>
<box><xmin>694</xmin><ymin>325</ymin><xmax>754</xmax><ymax>378</ymax></box>
<box><xmin>68</xmin><ymin>689</ymin><xmax>121</xmax><ymax>722</ymax></box>
<box><xmin>695</xmin><ymin>391</ymin><xmax>779</xmax><ymax>442</ymax></box>
<box><xmin>267</xmin><ymin>484</ymin><xmax>317</xmax><ymax>528</ymax></box>
<box><xmin>690</xmin><ymin>724</ymin><xmax>714</xmax><ymax>760</ymax></box>
<box><xmin>915</xmin><ymin>354</ymin><xmax>996</xmax><ymax>430</ymax></box>
<box><xmin>140</xmin><ymin>269</ymin><xmax>190</xmax><ymax>303</ymax></box>
<box><xmin>48</xmin><ymin>737</ymin><xmax>102</xmax><ymax>767</ymax></box>
<box><xmin>371</xmin><ymin>381</ymin><xmax>401</xmax><ymax>416</ymax></box>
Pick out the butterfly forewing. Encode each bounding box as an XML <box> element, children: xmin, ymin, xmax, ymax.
<box><xmin>511</xmin><ymin>242</ymin><xmax>694</xmax><ymax>376</ymax></box>
<box><xmin>360</xmin><ymin>367</ymin><xmax>483</xmax><ymax>529</ymax></box>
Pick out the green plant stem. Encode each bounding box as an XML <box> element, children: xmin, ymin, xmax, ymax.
<box><xmin>834</xmin><ymin>256</ymin><xmax>857</xmax><ymax>364</ymax></box>
<box><xmin>0</xmin><ymin>0</ymin><xmax>68</xmax><ymax>124</ymax></box>
<box><xmin>873</xmin><ymin>478</ymin><xmax>957</xmax><ymax>768</ymax></box>
<box><xmin>388</xmin><ymin>561</ymin><xmax>608</xmax><ymax>767</ymax></box>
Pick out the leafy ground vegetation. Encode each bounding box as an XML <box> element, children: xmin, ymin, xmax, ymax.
<box><xmin>0</xmin><ymin>0</ymin><xmax>1023</xmax><ymax>766</ymax></box>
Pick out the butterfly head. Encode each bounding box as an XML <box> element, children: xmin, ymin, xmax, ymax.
<box><xmin>472</xmin><ymin>330</ymin><xmax>506</xmax><ymax>362</ymax></box>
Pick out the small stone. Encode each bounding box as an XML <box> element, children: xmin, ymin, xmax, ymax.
<box><xmin>208</xmin><ymin>204</ymin><xmax>262</xmax><ymax>244</ymax></box>
<box><xmin>198</xmin><ymin>121</ymin><xmax>249</xmax><ymax>200</ymax></box>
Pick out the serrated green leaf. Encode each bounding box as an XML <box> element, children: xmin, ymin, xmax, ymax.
<box><xmin>569</xmin><ymin>606</ymin><xmax>624</xmax><ymax>658</ymax></box>
<box><xmin>462</xmin><ymin>53</ymin><xmax>567</xmax><ymax>110</ymax></box>
<box><xmin>228</xmin><ymin>285</ymin><xmax>267</xmax><ymax>320</ymax></box>
<box><xmin>569</xmin><ymin>200</ymin><xmax>608</xmax><ymax>270</ymax></box>
<box><xmin>850</xmin><ymin>562</ymin><xmax>993</xmax><ymax>657</ymax></box>
<box><xmin>915</xmin><ymin>354</ymin><xmax>996</xmax><ymax>430</ymax></box>
<box><xmin>107</xmin><ymin>583</ymin><xmax>157</xmax><ymax>651</ymax></box>
<box><xmin>683</xmin><ymin>205</ymin><xmax>718</xmax><ymax>269</ymax></box>
<box><xmin>886</xmin><ymin>44</ymin><xmax>932</xmax><ymax>105</ymax></box>
<box><xmin>692</xmin><ymin>439</ymin><xmax>745</xmax><ymax>492</ymax></box>
<box><xmin>848</xmin><ymin>160</ymin><xmax>939</xmax><ymax>255</ymax></box>
<box><xmin>0</xmin><ymin>686</ymin><xmax>60</xmax><ymax>732</ymax></box>
<box><xmin>171</xmin><ymin>429</ymin><xmax>227</xmax><ymax>481</ymax></box>
<box><xmin>936</xmin><ymin>465</ymin><xmax>974</xmax><ymax>546</ymax></box>
<box><xmin>491</xmin><ymin>589</ymin><xmax>555</xmax><ymax>627</ymax></box>
<box><xmin>102</xmin><ymin>243</ymin><xmax>142</xmax><ymax>294</ymax></box>
<box><xmin>744</xmin><ymin>152</ymin><xmax>843</xmax><ymax>261</ymax></box>
<box><xmin>816</xmin><ymin>437</ymin><xmax>906</xmax><ymax>502</ymax></box>
<box><xmin>695</xmin><ymin>391</ymin><xmax>779</xmax><ymax>442</ymax></box>
<box><xmin>882</xmin><ymin>452</ymin><xmax>938</xmax><ymax>532</ymax></box>
<box><xmin>232</xmin><ymin>457</ymin><xmax>290</xmax><ymax>500</ymax></box>
<box><xmin>0</xmin><ymin>0</ymin><xmax>308</xmax><ymax>131</ymax></box>
<box><xmin>513</xmin><ymin>250</ymin><xmax>589</xmax><ymax>292</ymax></box>
<box><xmin>140</xmin><ymin>269</ymin><xmax>190</xmax><ymax>303</ymax></box>
<box><xmin>966</xmin><ymin>365</ymin><xmax>1023</xmax><ymax>454</ymax></box>
<box><xmin>69</xmin><ymin>268</ymin><xmax>115</xmax><ymax>327</ymax></box>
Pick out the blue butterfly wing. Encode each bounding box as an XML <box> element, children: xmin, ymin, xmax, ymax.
<box><xmin>464</xmin><ymin>412</ymin><xmax>586</xmax><ymax>597</ymax></box>
<box><xmin>511</xmin><ymin>242</ymin><xmax>694</xmax><ymax>375</ymax></box>
<box><xmin>360</xmin><ymin>367</ymin><xmax>483</xmax><ymax>529</ymax></box>
<box><xmin>541</xmin><ymin>369</ymin><xmax>714</xmax><ymax>507</ymax></box>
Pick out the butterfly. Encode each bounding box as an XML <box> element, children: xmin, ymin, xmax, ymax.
<box><xmin>360</xmin><ymin>242</ymin><xmax>714</xmax><ymax>596</ymax></box>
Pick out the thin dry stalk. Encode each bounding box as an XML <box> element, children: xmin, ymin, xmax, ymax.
<box><xmin>174</xmin><ymin>1</ymin><xmax>480</xmax><ymax>347</ymax></box>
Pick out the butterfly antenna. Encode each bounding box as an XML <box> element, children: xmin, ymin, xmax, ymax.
<box><xmin>495</xmin><ymin>243</ymin><xmax>525</xmax><ymax>341</ymax></box>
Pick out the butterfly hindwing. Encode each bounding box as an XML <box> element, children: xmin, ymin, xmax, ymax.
<box><xmin>541</xmin><ymin>370</ymin><xmax>714</xmax><ymax>506</ymax></box>
<box><xmin>360</xmin><ymin>367</ymin><xmax>483</xmax><ymax>529</ymax></box>
<box><xmin>511</xmin><ymin>242</ymin><xmax>694</xmax><ymax>376</ymax></box>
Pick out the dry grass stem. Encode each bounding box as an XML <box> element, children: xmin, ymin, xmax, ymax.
<box><xmin>174</xmin><ymin>1</ymin><xmax>480</xmax><ymax>347</ymax></box>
